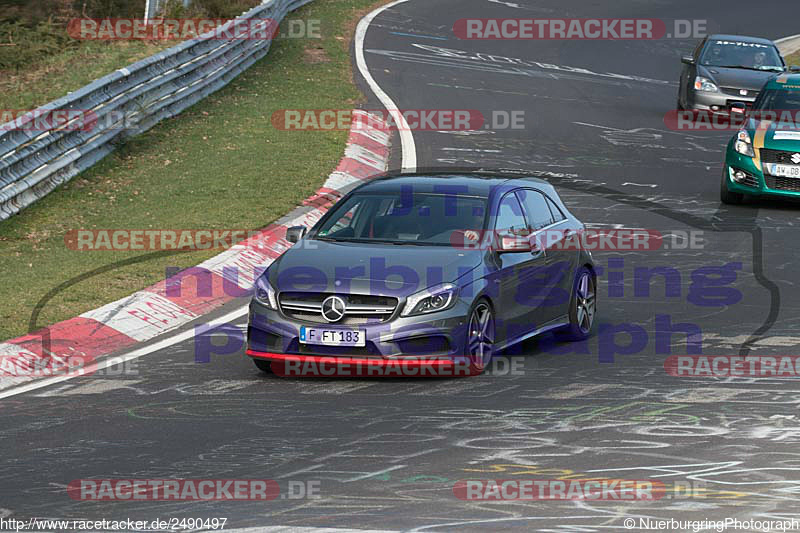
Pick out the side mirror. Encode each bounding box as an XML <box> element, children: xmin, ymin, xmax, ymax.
<box><xmin>790</xmin><ymin>65</ymin><xmax>800</xmax><ymax>73</ymax></box>
<box><xmin>681</xmin><ymin>55</ymin><xmax>695</xmax><ymax>65</ymax></box>
<box><xmin>497</xmin><ymin>234</ymin><xmax>532</xmax><ymax>253</ymax></box>
<box><xmin>285</xmin><ymin>226</ymin><xmax>307</xmax><ymax>244</ymax></box>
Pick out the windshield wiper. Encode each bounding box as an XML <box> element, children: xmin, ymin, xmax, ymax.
<box><xmin>716</xmin><ymin>64</ymin><xmax>783</xmax><ymax>72</ymax></box>
<box><xmin>316</xmin><ymin>236</ymin><xmax>438</xmax><ymax>246</ymax></box>
<box><xmin>314</xmin><ymin>236</ymin><xmax>360</xmax><ymax>243</ymax></box>
<box><xmin>366</xmin><ymin>239</ymin><xmax>432</xmax><ymax>246</ymax></box>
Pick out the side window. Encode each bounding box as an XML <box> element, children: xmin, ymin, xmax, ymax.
<box><xmin>516</xmin><ymin>189</ymin><xmax>553</xmax><ymax>230</ymax></box>
<box><xmin>545</xmin><ymin>196</ymin><xmax>566</xmax><ymax>223</ymax></box>
<box><xmin>494</xmin><ymin>193</ymin><xmax>528</xmax><ymax>236</ymax></box>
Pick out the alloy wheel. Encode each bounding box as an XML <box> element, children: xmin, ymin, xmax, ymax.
<box><xmin>575</xmin><ymin>271</ymin><xmax>596</xmax><ymax>334</ymax></box>
<box><xmin>468</xmin><ymin>302</ymin><xmax>495</xmax><ymax>369</ymax></box>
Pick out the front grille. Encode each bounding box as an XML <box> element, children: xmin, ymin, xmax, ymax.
<box><xmin>765</xmin><ymin>176</ymin><xmax>800</xmax><ymax>192</ymax></box>
<box><xmin>279</xmin><ymin>292</ymin><xmax>398</xmax><ymax>324</ymax></box>
<box><xmin>760</xmin><ymin>148</ymin><xmax>800</xmax><ymax>165</ymax></box>
<box><xmin>720</xmin><ymin>87</ymin><xmax>754</xmax><ymax>98</ymax></box>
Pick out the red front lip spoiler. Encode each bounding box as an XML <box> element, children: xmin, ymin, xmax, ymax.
<box><xmin>247</xmin><ymin>349</ymin><xmax>458</xmax><ymax>367</ymax></box>
<box><xmin>246</xmin><ymin>349</ymin><xmax>475</xmax><ymax>377</ymax></box>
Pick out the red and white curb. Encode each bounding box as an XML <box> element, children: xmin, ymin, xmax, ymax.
<box><xmin>0</xmin><ymin>110</ymin><xmax>391</xmax><ymax>390</ymax></box>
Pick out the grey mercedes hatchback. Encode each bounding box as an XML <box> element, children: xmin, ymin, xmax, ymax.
<box><xmin>247</xmin><ymin>173</ymin><xmax>596</xmax><ymax>376</ymax></box>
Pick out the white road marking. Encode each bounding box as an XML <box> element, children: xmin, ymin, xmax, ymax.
<box><xmin>0</xmin><ymin>306</ymin><xmax>247</xmax><ymax>400</ymax></box>
<box><xmin>34</xmin><ymin>379</ymin><xmax>143</xmax><ymax>396</ymax></box>
<box><xmin>355</xmin><ymin>0</ymin><xmax>417</xmax><ymax>172</ymax></box>
<box><xmin>621</xmin><ymin>182</ymin><xmax>658</xmax><ymax>188</ymax></box>
<box><xmin>488</xmin><ymin>0</ymin><xmax>521</xmax><ymax>7</ymax></box>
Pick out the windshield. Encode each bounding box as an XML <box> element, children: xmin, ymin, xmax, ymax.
<box><xmin>313</xmin><ymin>192</ymin><xmax>488</xmax><ymax>245</ymax></box>
<box><xmin>753</xmin><ymin>88</ymin><xmax>800</xmax><ymax>112</ymax></box>
<box><xmin>700</xmin><ymin>40</ymin><xmax>783</xmax><ymax>71</ymax></box>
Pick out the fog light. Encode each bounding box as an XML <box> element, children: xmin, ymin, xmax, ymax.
<box><xmin>731</xmin><ymin>169</ymin><xmax>747</xmax><ymax>183</ymax></box>
<box><xmin>711</xmin><ymin>105</ymin><xmax>720</xmax><ymax>111</ymax></box>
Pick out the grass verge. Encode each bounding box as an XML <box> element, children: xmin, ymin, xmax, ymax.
<box><xmin>0</xmin><ymin>0</ymin><xmax>382</xmax><ymax>340</ymax></box>
<box><xmin>785</xmin><ymin>51</ymin><xmax>800</xmax><ymax>67</ymax></box>
<box><xmin>0</xmin><ymin>1</ymin><xmax>264</xmax><ymax>109</ymax></box>
<box><xmin>0</xmin><ymin>39</ymin><xmax>174</xmax><ymax>111</ymax></box>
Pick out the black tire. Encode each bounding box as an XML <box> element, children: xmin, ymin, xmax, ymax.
<box><xmin>556</xmin><ymin>267</ymin><xmax>597</xmax><ymax>341</ymax></box>
<box><xmin>253</xmin><ymin>358</ymin><xmax>273</xmax><ymax>373</ymax></box>
<box><xmin>466</xmin><ymin>299</ymin><xmax>495</xmax><ymax>376</ymax></box>
<box><xmin>720</xmin><ymin>170</ymin><xmax>745</xmax><ymax>205</ymax></box>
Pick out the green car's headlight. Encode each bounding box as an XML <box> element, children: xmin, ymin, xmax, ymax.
<box><xmin>401</xmin><ymin>283</ymin><xmax>458</xmax><ymax>317</ymax></box>
<box><xmin>734</xmin><ymin>129</ymin><xmax>755</xmax><ymax>157</ymax></box>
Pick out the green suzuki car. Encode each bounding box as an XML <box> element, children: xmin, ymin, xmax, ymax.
<box><xmin>721</xmin><ymin>73</ymin><xmax>800</xmax><ymax>204</ymax></box>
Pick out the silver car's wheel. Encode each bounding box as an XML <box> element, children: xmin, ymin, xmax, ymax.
<box><xmin>467</xmin><ymin>302</ymin><xmax>494</xmax><ymax>373</ymax></box>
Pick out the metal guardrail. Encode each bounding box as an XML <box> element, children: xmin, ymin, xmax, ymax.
<box><xmin>0</xmin><ymin>0</ymin><xmax>313</xmax><ymax>220</ymax></box>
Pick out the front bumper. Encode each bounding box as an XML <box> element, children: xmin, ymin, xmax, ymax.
<box><xmin>689</xmin><ymin>89</ymin><xmax>755</xmax><ymax>113</ymax></box>
<box><xmin>246</xmin><ymin>298</ymin><xmax>471</xmax><ymax>361</ymax></box>
<box><xmin>724</xmin><ymin>141</ymin><xmax>800</xmax><ymax>198</ymax></box>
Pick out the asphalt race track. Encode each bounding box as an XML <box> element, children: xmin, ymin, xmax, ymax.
<box><xmin>3</xmin><ymin>0</ymin><xmax>800</xmax><ymax>531</ymax></box>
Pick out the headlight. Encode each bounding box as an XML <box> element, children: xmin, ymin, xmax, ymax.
<box><xmin>694</xmin><ymin>76</ymin><xmax>718</xmax><ymax>92</ymax></box>
<box><xmin>254</xmin><ymin>275</ymin><xmax>277</xmax><ymax>309</ymax></box>
<box><xmin>401</xmin><ymin>283</ymin><xmax>458</xmax><ymax>317</ymax></box>
<box><xmin>734</xmin><ymin>129</ymin><xmax>755</xmax><ymax>157</ymax></box>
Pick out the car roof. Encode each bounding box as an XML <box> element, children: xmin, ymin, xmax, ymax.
<box><xmin>705</xmin><ymin>34</ymin><xmax>777</xmax><ymax>47</ymax></box>
<box><xmin>353</xmin><ymin>171</ymin><xmax>558</xmax><ymax>197</ymax></box>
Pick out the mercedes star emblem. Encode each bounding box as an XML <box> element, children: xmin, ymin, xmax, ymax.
<box><xmin>321</xmin><ymin>296</ymin><xmax>346</xmax><ymax>322</ymax></box>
